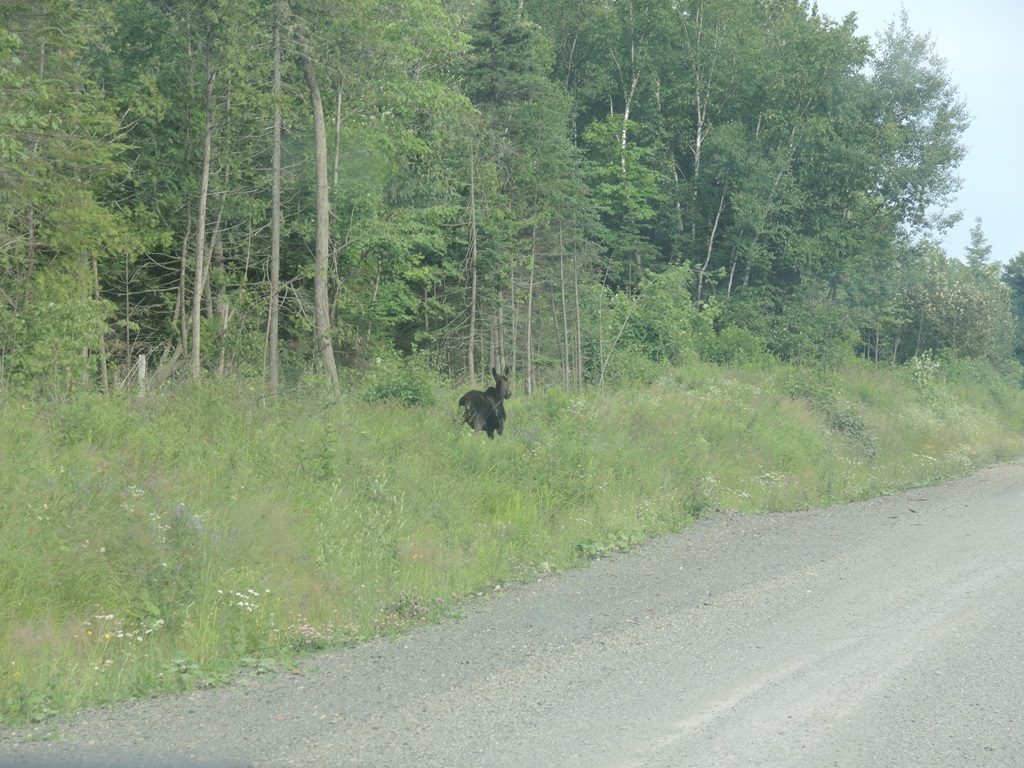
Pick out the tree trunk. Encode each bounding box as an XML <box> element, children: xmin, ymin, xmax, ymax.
<box><xmin>611</xmin><ymin>6</ymin><xmax>642</xmax><ymax>174</ymax></box>
<box><xmin>685</xmin><ymin>1</ymin><xmax>716</xmax><ymax>253</ymax></box>
<box><xmin>489</xmin><ymin>319</ymin><xmax>497</xmax><ymax>372</ymax></box>
<box><xmin>726</xmin><ymin>244</ymin><xmax>739</xmax><ymax>295</ymax></box>
<box><xmin>573</xmin><ymin>240</ymin><xmax>583</xmax><ymax>390</ymax></box>
<box><xmin>174</xmin><ymin>215</ymin><xmax>192</xmax><ymax>352</ymax></box>
<box><xmin>599</xmin><ymin>292</ymin><xmax>641</xmax><ymax>388</ymax></box>
<box><xmin>466</xmin><ymin>145</ymin><xmax>479</xmax><ymax>380</ymax></box>
<box><xmin>137</xmin><ymin>353</ymin><xmax>147</xmax><ymax>394</ymax></box>
<box><xmin>332</xmin><ymin>86</ymin><xmax>342</xmax><ymax>189</ymax></box>
<box><xmin>214</xmin><ymin>233</ymin><xmax>228</xmax><ymax>376</ymax></box>
<box><xmin>301</xmin><ymin>44</ymin><xmax>340</xmax><ymax>392</ymax></box>
<box><xmin>267</xmin><ymin>5</ymin><xmax>282</xmax><ymax>395</ymax></box>
<box><xmin>124</xmin><ymin>255</ymin><xmax>132</xmax><ymax>364</ymax></box>
<box><xmin>509</xmin><ymin>252</ymin><xmax>518</xmax><ymax>381</ymax></box>
<box><xmin>497</xmin><ymin>297</ymin><xmax>506</xmax><ymax>371</ymax></box>
<box><xmin>92</xmin><ymin>253</ymin><xmax>108</xmax><ymax>393</ymax></box>
<box><xmin>526</xmin><ymin>226</ymin><xmax>537</xmax><ymax>396</ymax></box>
<box><xmin>190</xmin><ymin>64</ymin><xmax>216</xmax><ymax>379</ymax></box>
<box><xmin>204</xmin><ymin>206</ymin><xmax>224</xmax><ymax>319</ymax></box>
<box><xmin>559</xmin><ymin>229</ymin><xmax>571</xmax><ymax>390</ymax></box>
<box><xmin>620</xmin><ymin>67</ymin><xmax>639</xmax><ymax>173</ymax></box>
<box><xmin>696</xmin><ymin>193</ymin><xmax>725</xmax><ymax>303</ymax></box>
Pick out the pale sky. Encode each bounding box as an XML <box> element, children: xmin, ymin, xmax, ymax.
<box><xmin>811</xmin><ymin>0</ymin><xmax>1024</xmax><ymax>263</ymax></box>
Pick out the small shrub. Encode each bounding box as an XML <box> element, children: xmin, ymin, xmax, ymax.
<box><xmin>782</xmin><ymin>367</ymin><xmax>878</xmax><ymax>456</ymax></box>
<box><xmin>909</xmin><ymin>350</ymin><xmax>940</xmax><ymax>390</ymax></box>
<box><xmin>1</xmin><ymin>262</ymin><xmax>115</xmax><ymax>397</ymax></box>
<box><xmin>599</xmin><ymin>346</ymin><xmax>670</xmax><ymax>385</ymax></box>
<box><xmin>825</xmin><ymin>399</ymin><xmax>878</xmax><ymax>457</ymax></box>
<box><xmin>699</xmin><ymin>325</ymin><xmax>770</xmax><ymax>365</ymax></box>
<box><xmin>721</xmin><ymin>285</ymin><xmax>859</xmax><ymax>368</ymax></box>
<box><xmin>361</xmin><ymin>353</ymin><xmax>438</xmax><ymax>406</ymax></box>
<box><xmin>634</xmin><ymin>265</ymin><xmax>703</xmax><ymax>364</ymax></box>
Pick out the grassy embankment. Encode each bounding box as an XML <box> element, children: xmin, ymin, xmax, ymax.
<box><xmin>3</xmin><ymin>357</ymin><xmax>1024</xmax><ymax>724</ymax></box>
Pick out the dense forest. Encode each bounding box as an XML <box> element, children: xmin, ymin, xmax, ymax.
<box><xmin>2</xmin><ymin>0</ymin><xmax>1022</xmax><ymax>397</ymax></box>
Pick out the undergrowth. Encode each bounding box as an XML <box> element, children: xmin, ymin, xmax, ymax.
<box><xmin>3</xmin><ymin>356</ymin><xmax>1024</xmax><ymax>724</ymax></box>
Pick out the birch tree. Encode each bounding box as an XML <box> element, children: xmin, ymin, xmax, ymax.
<box><xmin>297</xmin><ymin>31</ymin><xmax>340</xmax><ymax>392</ymax></box>
<box><xmin>267</xmin><ymin>1</ymin><xmax>283</xmax><ymax>394</ymax></box>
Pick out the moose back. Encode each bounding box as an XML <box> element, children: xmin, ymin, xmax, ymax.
<box><xmin>458</xmin><ymin>366</ymin><xmax>511</xmax><ymax>438</ymax></box>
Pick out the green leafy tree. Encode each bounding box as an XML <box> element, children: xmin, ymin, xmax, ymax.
<box><xmin>1001</xmin><ymin>251</ymin><xmax>1024</xmax><ymax>363</ymax></box>
<box><xmin>0</xmin><ymin>0</ymin><xmax>158</xmax><ymax>392</ymax></box>
<box><xmin>897</xmin><ymin>243</ymin><xmax>1013</xmax><ymax>363</ymax></box>
<box><xmin>582</xmin><ymin>115</ymin><xmax>667</xmax><ymax>281</ymax></box>
<box><xmin>870</xmin><ymin>12</ymin><xmax>969</xmax><ymax>235</ymax></box>
<box><xmin>0</xmin><ymin>0</ymin><xmax>1010</xmax><ymax>394</ymax></box>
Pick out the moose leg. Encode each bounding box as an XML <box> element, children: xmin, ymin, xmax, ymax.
<box><xmin>464</xmin><ymin>404</ymin><xmax>486</xmax><ymax>433</ymax></box>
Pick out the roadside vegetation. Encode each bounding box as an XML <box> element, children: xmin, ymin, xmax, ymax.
<box><xmin>5</xmin><ymin>0</ymin><xmax>1024</xmax><ymax>728</ymax></box>
<box><xmin>4</xmin><ymin>355</ymin><xmax>1024</xmax><ymax>724</ymax></box>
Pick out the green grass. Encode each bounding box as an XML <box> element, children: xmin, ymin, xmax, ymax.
<box><xmin>3</xmin><ymin>357</ymin><xmax>1024</xmax><ymax>724</ymax></box>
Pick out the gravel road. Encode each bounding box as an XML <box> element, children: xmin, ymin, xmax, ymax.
<box><xmin>4</xmin><ymin>461</ymin><xmax>1024</xmax><ymax>767</ymax></box>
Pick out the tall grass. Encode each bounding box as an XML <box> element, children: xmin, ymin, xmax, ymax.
<box><xmin>3</xmin><ymin>357</ymin><xmax>1024</xmax><ymax>723</ymax></box>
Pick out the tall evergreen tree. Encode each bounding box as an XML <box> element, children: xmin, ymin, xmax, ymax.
<box><xmin>965</xmin><ymin>217</ymin><xmax>993</xmax><ymax>272</ymax></box>
<box><xmin>463</xmin><ymin>0</ymin><xmax>591</xmax><ymax>389</ymax></box>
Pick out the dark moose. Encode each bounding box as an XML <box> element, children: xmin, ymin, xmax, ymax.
<box><xmin>458</xmin><ymin>366</ymin><xmax>511</xmax><ymax>439</ymax></box>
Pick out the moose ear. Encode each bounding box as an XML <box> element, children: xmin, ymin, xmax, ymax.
<box><xmin>504</xmin><ymin>365</ymin><xmax>510</xmax><ymax>377</ymax></box>
<box><xmin>491</xmin><ymin>365</ymin><xmax>499</xmax><ymax>379</ymax></box>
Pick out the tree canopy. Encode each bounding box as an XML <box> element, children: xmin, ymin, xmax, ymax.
<box><xmin>1</xmin><ymin>0</ymin><xmax>1016</xmax><ymax>395</ymax></box>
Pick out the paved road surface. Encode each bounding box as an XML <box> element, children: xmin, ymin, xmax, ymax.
<box><xmin>3</xmin><ymin>461</ymin><xmax>1023</xmax><ymax>767</ymax></box>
